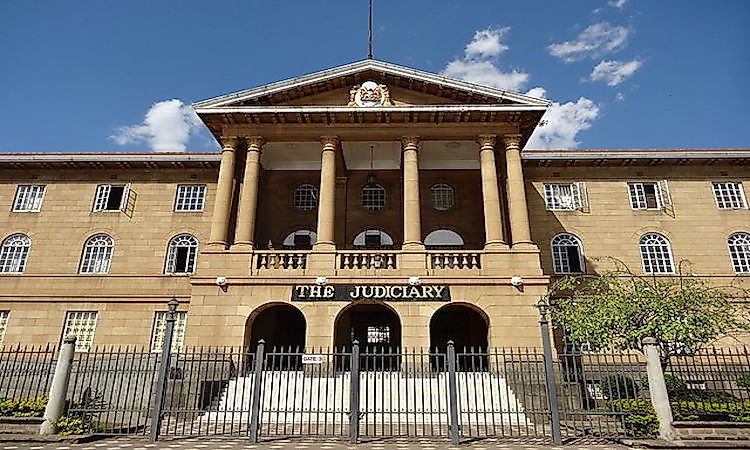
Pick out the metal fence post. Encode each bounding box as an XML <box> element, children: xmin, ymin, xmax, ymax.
<box><xmin>149</xmin><ymin>298</ymin><xmax>179</xmax><ymax>442</ymax></box>
<box><xmin>349</xmin><ymin>340</ymin><xmax>360</xmax><ymax>444</ymax></box>
<box><xmin>39</xmin><ymin>335</ymin><xmax>76</xmax><ymax>435</ymax></box>
<box><xmin>537</xmin><ymin>299</ymin><xmax>562</xmax><ymax>445</ymax></box>
<box><xmin>248</xmin><ymin>339</ymin><xmax>265</xmax><ymax>443</ymax></box>
<box><xmin>446</xmin><ymin>340</ymin><xmax>460</xmax><ymax>445</ymax></box>
<box><xmin>642</xmin><ymin>337</ymin><xmax>677</xmax><ymax>441</ymax></box>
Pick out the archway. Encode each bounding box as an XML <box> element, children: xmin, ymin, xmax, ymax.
<box><xmin>244</xmin><ymin>303</ymin><xmax>306</xmax><ymax>352</ymax></box>
<box><xmin>430</xmin><ymin>303</ymin><xmax>489</xmax><ymax>370</ymax></box>
<box><xmin>334</xmin><ymin>302</ymin><xmax>401</xmax><ymax>370</ymax></box>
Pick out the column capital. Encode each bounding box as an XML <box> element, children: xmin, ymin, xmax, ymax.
<box><xmin>220</xmin><ymin>136</ymin><xmax>240</xmax><ymax>151</ymax></box>
<box><xmin>400</xmin><ymin>136</ymin><xmax>420</xmax><ymax>150</ymax></box>
<box><xmin>502</xmin><ymin>134</ymin><xmax>522</xmax><ymax>149</ymax></box>
<box><xmin>246</xmin><ymin>136</ymin><xmax>264</xmax><ymax>151</ymax></box>
<box><xmin>476</xmin><ymin>134</ymin><xmax>497</xmax><ymax>149</ymax></box>
<box><xmin>320</xmin><ymin>136</ymin><xmax>339</xmax><ymax>148</ymax></box>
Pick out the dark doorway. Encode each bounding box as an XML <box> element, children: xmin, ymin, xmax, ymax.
<box><xmin>245</xmin><ymin>304</ymin><xmax>306</xmax><ymax>370</ymax></box>
<box><xmin>430</xmin><ymin>304</ymin><xmax>489</xmax><ymax>371</ymax></box>
<box><xmin>334</xmin><ymin>302</ymin><xmax>401</xmax><ymax>370</ymax></box>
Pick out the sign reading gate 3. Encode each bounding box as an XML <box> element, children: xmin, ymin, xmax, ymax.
<box><xmin>292</xmin><ymin>285</ymin><xmax>451</xmax><ymax>302</ymax></box>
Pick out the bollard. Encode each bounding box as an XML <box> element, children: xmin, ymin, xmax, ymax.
<box><xmin>642</xmin><ymin>337</ymin><xmax>677</xmax><ymax>441</ymax></box>
<box><xmin>40</xmin><ymin>335</ymin><xmax>77</xmax><ymax>435</ymax></box>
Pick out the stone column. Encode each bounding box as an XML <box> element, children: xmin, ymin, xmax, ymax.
<box><xmin>208</xmin><ymin>137</ymin><xmax>237</xmax><ymax>249</ymax></box>
<box><xmin>233</xmin><ymin>136</ymin><xmax>264</xmax><ymax>250</ymax></box>
<box><xmin>401</xmin><ymin>136</ymin><xmax>424</xmax><ymax>250</ymax></box>
<box><xmin>643</xmin><ymin>337</ymin><xmax>677</xmax><ymax>441</ymax></box>
<box><xmin>314</xmin><ymin>136</ymin><xmax>338</xmax><ymax>251</ymax></box>
<box><xmin>504</xmin><ymin>134</ymin><xmax>534</xmax><ymax>248</ymax></box>
<box><xmin>477</xmin><ymin>135</ymin><xmax>508</xmax><ymax>250</ymax></box>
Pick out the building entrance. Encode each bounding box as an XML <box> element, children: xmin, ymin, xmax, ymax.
<box><xmin>334</xmin><ymin>302</ymin><xmax>401</xmax><ymax>370</ymax></box>
<box><xmin>430</xmin><ymin>303</ymin><xmax>489</xmax><ymax>370</ymax></box>
<box><xmin>244</xmin><ymin>303</ymin><xmax>306</xmax><ymax>352</ymax></box>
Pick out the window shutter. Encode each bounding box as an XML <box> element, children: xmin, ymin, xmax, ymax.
<box><xmin>657</xmin><ymin>180</ymin><xmax>672</xmax><ymax>207</ymax></box>
<box><xmin>575</xmin><ymin>182</ymin><xmax>589</xmax><ymax>212</ymax></box>
<box><xmin>93</xmin><ymin>185</ymin><xmax>110</xmax><ymax>211</ymax></box>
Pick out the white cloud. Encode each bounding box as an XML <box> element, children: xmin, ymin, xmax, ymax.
<box><xmin>525</xmin><ymin>87</ymin><xmax>600</xmax><ymax>149</ymax></box>
<box><xmin>547</xmin><ymin>22</ymin><xmax>630</xmax><ymax>62</ymax></box>
<box><xmin>589</xmin><ymin>59</ymin><xmax>642</xmax><ymax>86</ymax></box>
<box><xmin>442</xmin><ymin>27</ymin><xmax>530</xmax><ymax>91</ymax></box>
<box><xmin>111</xmin><ymin>99</ymin><xmax>202</xmax><ymax>152</ymax></box>
<box><xmin>609</xmin><ymin>0</ymin><xmax>628</xmax><ymax>9</ymax></box>
<box><xmin>615</xmin><ymin>92</ymin><xmax>626</xmax><ymax>102</ymax></box>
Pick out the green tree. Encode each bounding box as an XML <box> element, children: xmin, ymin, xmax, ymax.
<box><xmin>547</xmin><ymin>258</ymin><xmax>749</xmax><ymax>366</ymax></box>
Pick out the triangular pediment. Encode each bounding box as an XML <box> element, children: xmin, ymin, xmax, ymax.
<box><xmin>193</xmin><ymin>59</ymin><xmax>548</xmax><ymax>109</ymax></box>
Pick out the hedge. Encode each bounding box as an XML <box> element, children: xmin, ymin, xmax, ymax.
<box><xmin>0</xmin><ymin>397</ymin><xmax>47</xmax><ymax>417</ymax></box>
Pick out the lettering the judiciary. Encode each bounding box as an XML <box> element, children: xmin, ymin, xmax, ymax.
<box><xmin>292</xmin><ymin>285</ymin><xmax>450</xmax><ymax>302</ymax></box>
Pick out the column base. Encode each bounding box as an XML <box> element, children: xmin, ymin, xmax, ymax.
<box><xmin>511</xmin><ymin>241</ymin><xmax>538</xmax><ymax>251</ymax></box>
<box><xmin>230</xmin><ymin>242</ymin><xmax>254</xmax><ymax>252</ymax></box>
<box><xmin>312</xmin><ymin>242</ymin><xmax>336</xmax><ymax>252</ymax></box>
<box><xmin>401</xmin><ymin>242</ymin><xmax>425</xmax><ymax>251</ymax></box>
<box><xmin>483</xmin><ymin>241</ymin><xmax>510</xmax><ymax>251</ymax></box>
<box><xmin>206</xmin><ymin>242</ymin><xmax>228</xmax><ymax>251</ymax></box>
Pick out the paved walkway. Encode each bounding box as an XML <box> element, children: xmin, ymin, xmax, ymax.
<box><xmin>0</xmin><ymin>436</ymin><xmax>633</xmax><ymax>450</ymax></box>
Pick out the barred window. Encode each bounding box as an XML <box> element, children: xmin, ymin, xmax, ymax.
<box><xmin>639</xmin><ymin>233</ymin><xmax>674</xmax><ymax>274</ymax></box>
<box><xmin>361</xmin><ymin>184</ymin><xmax>386</xmax><ymax>212</ymax></box>
<box><xmin>0</xmin><ymin>234</ymin><xmax>31</xmax><ymax>273</ymax></box>
<box><xmin>12</xmin><ymin>185</ymin><xmax>46</xmax><ymax>212</ymax></box>
<box><xmin>79</xmin><ymin>234</ymin><xmax>114</xmax><ymax>274</ymax></box>
<box><xmin>0</xmin><ymin>311</ymin><xmax>8</xmax><ymax>345</ymax></box>
<box><xmin>93</xmin><ymin>184</ymin><xmax>127</xmax><ymax>212</ymax></box>
<box><xmin>293</xmin><ymin>184</ymin><xmax>318</xmax><ymax>212</ymax></box>
<box><xmin>728</xmin><ymin>232</ymin><xmax>750</xmax><ymax>273</ymax></box>
<box><xmin>62</xmin><ymin>311</ymin><xmax>98</xmax><ymax>352</ymax></box>
<box><xmin>165</xmin><ymin>234</ymin><xmax>198</xmax><ymax>274</ymax></box>
<box><xmin>150</xmin><ymin>311</ymin><xmax>188</xmax><ymax>353</ymax></box>
<box><xmin>430</xmin><ymin>184</ymin><xmax>455</xmax><ymax>211</ymax></box>
<box><xmin>544</xmin><ymin>183</ymin><xmax>587</xmax><ymax>211</ymax></box>
<box><xmin>551</xmin><ymin>233</ymin><xmax>585</xmax><ymax>274</ymax></box>
<box><xmin>174</xmin><ymin>185</ymin><xmax>206</xmax><ymax>211</ymax></box>
<box><xmin>366</xmin><ymin>325</ymin><xmax>390</xmax><ymax>344</ymax></box>
<box><xmin>712</xmin><ymin>182</ymin><xmax>747</xmax><ymax>209</ymax></box>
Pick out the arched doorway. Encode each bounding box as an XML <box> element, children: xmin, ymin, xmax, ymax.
<box><xmin>245</xmin><ymin>303</ymin><xmax>306</xmax><ymax>351</ymax></box>
<box><xmin>334</xmin><ymin>302</ymin><xmax>401</xmax><ymax>370</ymax></box>
<box><xmin>430</xmin><ymin>303</ymin><xmax>489</xmax><ymax>370</ymax></box>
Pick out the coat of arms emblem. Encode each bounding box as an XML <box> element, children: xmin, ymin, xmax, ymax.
<box><xmin>348</xmin><ymin>81</ymin><xmax>392</xmax><ymax>107</ymax></box>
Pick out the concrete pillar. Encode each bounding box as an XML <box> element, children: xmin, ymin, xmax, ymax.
<box><xmin>643</xmin><ymin>337</ymin><xmax>677</xmax><ymax>441</ymax></box>
<box><xmin>234</xmin><ymin>136</ymin><xmax>264</xmax><ymax>250</ymax></box>
<box><xmin>477</xmin><ymin>135</ymin><xmax>508</xmax><ymax>250</ymax></box>
<box><xmin>503</xmin><ymin>134</ymin><xmax>534</xmax><ymax>248</ymax></box>
<box><xmin>314</xmin><ymin>136</ymin><xmax>338</xmax><ymax>251</ymax></box>
<box><xmin>401</xmin><ymin>136</ymin><xmax>423</xmax><ymax>250</ymax></box>
<box><xmin>208</xmin><ymin>137</ymin><xmax>238</xmax><ymax>249</ymax></box>
<box><xmin>40</xmin><ymin>335</ymin><xmax>76</xmax><ymax>435</ymax></box>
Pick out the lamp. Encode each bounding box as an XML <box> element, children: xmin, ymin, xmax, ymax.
<box><xmin>365</xmin><ymin>145</ymin><xmax>377</xmax><ymax>187</ymax></box>
<box><xmin>536</xmin><ymin>298</ymin><xmax>549</xmax><ymax>319</ymax></box>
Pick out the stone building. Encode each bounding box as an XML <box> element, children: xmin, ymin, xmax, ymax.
<box><xmin>0</xmin><ymin>60</ymin><xmax>748</xmax><ymax>352</ymax></box>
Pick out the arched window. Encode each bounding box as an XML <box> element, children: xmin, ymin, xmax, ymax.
<box><xmin>80</xmin><ymin>234</ymin><xmax>114</xmax><ymax>274</ymax></box>
<box><xmin>353</xmin><ymin>230</ymin><xmax>394</xmax><ymax>249</ymax></box>
<box><xmin>283</xmin><ymin>230</ymin><xmax>317</xmax><ymax>250</ymax></box>
<box><xmin>0</xmin><ymin>234</ymin><xmax>31</xmax><ymax>273</ymax></box>
<box><xmin>551</xmin><ymin>233</ymin><xmax>585</xmax><ymax>274</ymax></box>
<box><xmin>165</xmin><ymin>234</ymin><xmax>198</xmax><ymax>274</ymax></box>
<box><xmin>430</xmin><ymin>184</ymin><xmax>455</xmax><ymax>211</ymax></box>
<box><xmin>361</xmin><ymin>184</ymin><xmax>385</xmax><ymax>212</ymax></box>
<box><xmin>728</xmin><ymin>232</ymin><xmax>750</xmax><ymax>273</ymax></box>
<box><xmin>639</xmin><ymin>233</ymin><xmax>674</xmax><ymax>274</ymax></box>
<box><xmin>425</xmin><ymin>229</ymin><xmax>464</xmax><ymax>250</ymax></box>
<box><xmin>293</xmin><ymin>184</ymin><xmax>318</xmax><ymax>212</ymax></box>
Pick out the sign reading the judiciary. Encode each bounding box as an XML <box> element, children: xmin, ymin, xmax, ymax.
<box><xmin>292</xmin><ymin>285</ymin><xmax>450</xmax><ymax>302</ymax></box>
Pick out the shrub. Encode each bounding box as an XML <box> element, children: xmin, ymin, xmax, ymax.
<box><xmin>53</xmin><ymin>415</ymin><xmax>94</xmax><ymax>436</ymax></box>
<box><xmin>642</xmin><ymin>373</ymin><xmax>689</xmax><ymax>400</ymax></box>
<box><xmin>600</xmin><ymin>374</ymin><xmax>640</xmax><ymax>400</ymax></box>
<box><xmin>0</xmin><ymin>397</ymin><xmax>47</xmax><ymax>417</ymax></box>
<box><xmin>608</xmin><ymin>399</ymin><xmax>657</xmax><ymax>437</ymax></box>
<box><xmin>737</xmin><ymin>373</ymin><xmax>750</xmax><ymax>390</ymax></box>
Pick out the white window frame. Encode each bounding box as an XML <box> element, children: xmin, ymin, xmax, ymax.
<box><xmin>293</xmin><ymin>184</ymin><xmax>318</xmax><ymax>212</ymax></box>
<box><xmin>727</xmin><ymin>232</ymin><xmax>750</xmax><ymax>273</ymax></box>
<box><xmin>628</xmin><ymin>182</ymin><xmax>665</xmax><ymax>210</ymax></box>
<box><xmin>165</xmin><ymin>234</ymin><xmax>199</xmax><ymax>274</ymax></box>
<box><xmin>62</xmin><ymin>311</ymin><xmax>98</xmax><ymax>352</ymax></box>
<box><xmin>79</xmin><ymin>234</ymin><xmax>114</xmax><ymax>274</ymax></box>
<box><xmin>0</xmin><ymin>311</ymin><xmax>8</xmax><ymax>345</ymax></box>
<box><xmin>92</xmin><ymin>184</ymin><xmax>129</xmax><ymax>212</ymax></box>
<box><xmin>174</xmin><ymin>184</ymin><xmax>206</xmax><ymax>212</ymax></box>
<box><xmin>551</xmin><ymin>233</ymin><xmax>585</xmax><ymax>274</ymax></box>
<box><xmin>12</xmin><ymin>185</ymin><xmax>46</xmax><ymax>212</ymax></box>
<box><xmin>150</xmin><ymin>311</ymin><xmax>187</xmax><ymax>353</ymax></box>
<box><xmin>0</xmin><ymin>234</ymin><xmax>31</xmax><ymax>273</ymax></box>
<box><xmin>639</xmin><ymin>233</ymin><xmax>675</xmax><ymax>274</ymax></box>
<box><xmin>544</xmin><ymin>183</ymin><xmax>587</xmax><ymax>211</ymax></box>
<box><xmin>430</xmin><ymin>183</ymin><xmax>455</xmax><ymax>211</ymax></box>
<box><xmin>712</xmin><ymin>181</ymin><xmax>747</xmax><ymax>210</ymax></box>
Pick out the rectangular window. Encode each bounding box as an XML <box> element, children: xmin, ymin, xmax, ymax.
<box><xmin>0</xmin><ymin>311</ymin><xmax>8</xmax><ymax>345</ymax></box>
<box><xmin>150</xmin><ymin>311</ymin><xmax>187</xmax><ymax>353</ymax></box>
<box><xmin>174</xmin><ymin>185</ymin><xmax>206</xmax><ymax>212</ymax></box>
<box><xmin>62</xmin><ymin>311</ymin><xmax>98</xmax><ymax>352</ymax></box>
<box><xmin>93</xmin><ymin>184</ymin><xmax>128</xmax><ymax>212</ymax></box>
<box><xmin>544</xmin><ymin>183</ymin><xmax>586</xmax><ymax>211</ymax></box>
<box><xmin>12</xmin><ymin>185</ymin><xmax>46</xmax><ymax>212</ymax></box>
<box><xmin>628</xmin><ymin>182</ymin><xmax>660</xmax><ymax>209</ymax></box>
<box><xmin>366</xmin><ymin>325</ymin><xmax>390</xmax><ymax>344</ymax></box>
<box><xmin>713</xmin><ymin>182</ymin><xmax>747</xmax><ymax>209</ymax></box>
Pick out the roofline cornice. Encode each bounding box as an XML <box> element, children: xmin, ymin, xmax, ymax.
<box><xmin>195</xmin><ymin>104</ymin><xmax>548</xmax><ymax>115</ymax></box>
<box><xmin>522</xmin><ymin>149</ymin><xmax>750</xmax><ymax>160</ymax></box>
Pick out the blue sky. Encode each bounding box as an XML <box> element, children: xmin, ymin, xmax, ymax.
<box><xmin>0</xmin><ymin>1</ymin><xmax>748</xmax><ymax>152</ymax></box>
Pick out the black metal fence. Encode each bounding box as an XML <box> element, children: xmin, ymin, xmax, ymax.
<box><xmin>0</xmin><ymin>344</ymin><xmax>57</xmax><ymax>400</ymax></box>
